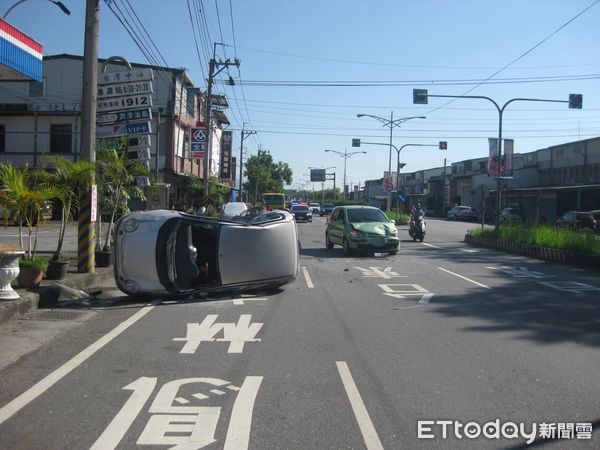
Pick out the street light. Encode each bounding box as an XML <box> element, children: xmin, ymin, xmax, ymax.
<box><xmin>413</xmin><ymin>89</ymin><xmax>581</xmax><ymax>228</ymax></box>
<box><xmin>353</xmin><ymin>139</ymin><xmax>440</xmax><ymax>213</ymax></box>
<box><xmin>3</xmin><ymin>0</ymin><xmax>70</xmax><ymax>18</ymax></box>
<box><xmin>324</xmin><ymin>148</ymin><xmax>366</xmax><ymax>200</ymax></box>
<box><xmin>357</xmin><ymin>112</ymin><xmax>426</xmax><ymax>211</ymax></box>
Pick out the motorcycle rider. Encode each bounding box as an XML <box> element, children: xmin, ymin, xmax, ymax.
<box><xmin>409</xmin><ymin>202</ymin><xmax>425</xmax><ymax>233</ymax></box>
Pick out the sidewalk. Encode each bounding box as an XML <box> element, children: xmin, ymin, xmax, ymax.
<box><xmin>0</xmin><ymin>222</ymin><xmax>116</xmax><ymax>324</ymax></box>
<box><xmin>0</xmin><ymin>259</ymin><xmax>116</xmax><ymax>325</ymax></box>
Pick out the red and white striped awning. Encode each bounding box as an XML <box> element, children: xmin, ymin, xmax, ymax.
<box><xmin>0</xmin><ymin>18</ymin><xmax>43</xmax><ymax>82</ymax></box>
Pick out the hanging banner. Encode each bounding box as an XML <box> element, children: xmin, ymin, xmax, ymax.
<box><xmin>220</xmin><ymin>131</ymin><xmax>233</xmax><ymax>180</ymax></box>
<box><xmin>487</xmin><ymin>138</ymin><xmax>500</xmax><ymax>177</ymax></box>
<box><xmin>502</xmin><ymin>139</ymin><xmax>514</xmax><ymax>178</ymax></box>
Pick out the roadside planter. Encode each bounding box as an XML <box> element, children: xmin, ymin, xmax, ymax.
<box><xmin>0</xmin><ymin>249</ymin><xmax>25</xmax><ymax>299</ymax></box>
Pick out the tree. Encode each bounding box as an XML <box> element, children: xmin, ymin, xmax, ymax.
<box><xmin>96</xmin><ymin>148</ymin><xmax>148</xmax><ymax>251</ymax></box>
<box><xmin>41</xmin><ymin>156</ymin><xmax>96</xmax><ymax>260</ymax></box>
<box><xmin>0</xmin><ymin>162</ymin><xmax>65</xmax><ymax>259</ymax></box>
<box><xmin>182</xmin><ymin>174</ymin><xmax>230</xmax><ymax>212</ymax></box>
<box><xmin>244</xmin><ymin>151</ymin><xmax>293</xmax><ymax>201</ymax></box>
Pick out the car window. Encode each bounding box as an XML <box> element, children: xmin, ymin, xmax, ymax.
<box><xmin>330</xmin><ymin>209</ymin><xmax>340</xmax><ymax>221</ymax></box>
<box><xmin>347</xmin><ymin>208</ymin><xmax>388</xmax><ymax>223</ymax></box>
<box><xmin>292</xmin><ymin>205</ymin><xmax>310</xmax><ymax>212</ymax></box>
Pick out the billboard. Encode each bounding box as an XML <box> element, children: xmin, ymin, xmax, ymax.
<box><xmin>220</xmin><ymin>131</ymin><xmax>233</xmax><ymax>180</ymax></box>
<box><xmin>310</xmin><ymin>169</ymin><xmax>326</xmax><ymax>182</ymax></box>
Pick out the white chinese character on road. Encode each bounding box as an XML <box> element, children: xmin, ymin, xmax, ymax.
<box><xmin>487</xmin><ymin>266</ymin><xmax>549</xmax><ymax>279</ymax></box>
<box><xmin>539</xmin><ymin>281</ymin><xmax>600</xmax><ymax>294</ymax></box>
<box><xmin>174</xmin><ymin>314</ymin><xmax>263</xmax><ymax>354</ymax></box>
<box><xmin>378</xmin><ymin>284</ymin><xmax>433</xmax><ymax>304</ymax></box>
<box><xmin>91</xmin><ymin>376</ymin><xmax>263</xmax><ymax>450</ymax></box>
<box><xmin>354</xmin><ymin>266</ymin><xmax>406</xmax><ymax>279</ymax></box>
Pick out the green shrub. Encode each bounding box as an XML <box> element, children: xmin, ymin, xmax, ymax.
<box><xmin>470</xmin><ymin>224</ymin><xmax>600</xmax><ymax>256</ymax></box>
<box><xmin>19</xmin><ymin>255</ymin><xmax>49</xmax><ymax>272</ymax></box>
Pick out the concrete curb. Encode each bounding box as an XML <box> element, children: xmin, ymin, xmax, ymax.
<box><xmin>0</xmin><ymin>265</ymin><xmax>115</xmax><ymax>325</ymax></box>
<box><xmin>464</xmin><ymin>234</ymin><xmax>600</xmax><ymax>269</ymax></box>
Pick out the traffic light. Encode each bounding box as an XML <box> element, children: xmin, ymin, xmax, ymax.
<box><xmin>568</xmin><ymin>94</ymin><xmax>582</xmax><ymax>109</ymax></box>
<box><xmin>413</xmin><ymin>89</ymin><xmax>428</xmax><ymax>104</ymax></box>
<box><xmin>352</xmin><ymin>138</ymin><xmax>361</xmax><ymax>147</ymax></box>
<box><xmin>439</xmin><ymin>141</ymin><xmax>447</xmax><ymax>150</ymax></box>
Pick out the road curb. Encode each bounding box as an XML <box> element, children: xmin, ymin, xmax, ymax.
<box><xmin>464</xmin><ymin>234</ymin><xmax>600</xmax><ymax>269</ymax></box>
<box><xmin>0</xmin><ymin>266</ymin><xmax>115</xmax><ymax>325</ymax></box>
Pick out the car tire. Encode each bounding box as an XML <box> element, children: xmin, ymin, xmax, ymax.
<box><xmin>343</xmin><ymin>238</ymin><xmax>352</xmax><ymax>256</ymax></box>
<box><xmin>326</xmin><ymin>233</ymin><xmax>334</xmax><ymax>250</ymax></box>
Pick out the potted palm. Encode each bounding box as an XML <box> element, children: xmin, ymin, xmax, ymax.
<box><xmin>96</xmin><ymin>147</ymin><xmax>148</xmax><ymax>267</ymax></box>
<box><xmin>0</xmin><ymin>162</ymin><xmax>64</xmax><ymax>287</ymax></box>
<box><xmin>41</xmin><ymin>156</ymin><xmax>95</xmax><ymax>279</ymax></box>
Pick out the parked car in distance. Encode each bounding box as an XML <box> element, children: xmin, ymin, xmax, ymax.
<box><xmin>290</xmin><ymin>204</ymin><xmax>312</xmax><ymax>222</ymax></box>
<box><xmin>499</xmin><ymin>207</ymin><xmax>524</xmax><ymax>223</ymax></box>
<box><xmin>447</xmin><ymin>205</ymin><xmax>478</xmax><ymax>222</ymax></box>
<box><xmin>555</xmin><ymin>211</ymin><xmax>596</xmax><ymax>231</ymax></box>
<box><xmin>325</xmin><ymin>205</ymin><xmax>399</xmax><ymax>256</ymax></box>
<box><xmin>588</xmin><ymin>210</ymin><xmax>600</xmax><ymax>232</ymax></box>
<box><xmin>113</xmin><ymin>209</ymin><xmax>299</xmax><ymax>298</ymax></box>
<box><xmin>320</xmin><ymin>203</ymin><xmax>335</xmax><ymax>216</ymax></box>
<box><xmin>220</xmin><ymin>202</ymin><xmax>249</xmax><ymax>220</ymax></box>
<box><xmin>309</xmin><ymin>202</ymin><xmax>320</xmax><ymax>214</ymax></box>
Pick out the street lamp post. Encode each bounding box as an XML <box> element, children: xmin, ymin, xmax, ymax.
<box><xmin>413</xmin><ymin>89</ymin><xmax>581</xmax><ymax>228</ymax></box>
<box><xmin>324</xmin><ymin>148</ymin><xmax>366</xmax><ymax>200</ymax></box>
<box><xmin>3</xmin><ymin>0</ymin><xmax>70</xmax><ymax>18</ymax></box>
<box><xmin>357</xmin><ymin>112</ymin><xmax>426</xmax><ymax>211</ymax></box>
<box><xmin>354</xmin><ymin>140</ymin><xmax>440</xmax><ymax>212</ymax></box>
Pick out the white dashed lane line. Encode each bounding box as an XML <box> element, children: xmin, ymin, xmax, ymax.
<box><xmin>302</xmin><ymin>266</ymin><xmax>314</xmax><ymax>288</ymax></box>
<box><xmin>438</xmin><ymin>267</ymin><xmax>491</xmax><ymax>289</ymax></box>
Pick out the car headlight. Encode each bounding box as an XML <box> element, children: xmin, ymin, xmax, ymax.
<box><xmin>123</xmin><ymin>218</ymin><xmax>139</xmax><ymax>233</ymax></box>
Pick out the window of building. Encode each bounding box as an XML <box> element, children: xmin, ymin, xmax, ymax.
<box><xmin>50</xmin><ymin>124</ymin><xmax>72</xmax><ymax>153</ymax></box>
<box><xmin>0</xmin><ymin>124</ymin><xmax>5</xmax><ymax>152</ymax></box>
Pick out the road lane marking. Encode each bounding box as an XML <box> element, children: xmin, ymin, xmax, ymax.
<box><xmin>223</xmin><ymin>376</ymin><xmax>263</xmax><ymax>450</ymax></box>
<box><xmin>336</xmin><ymin>361</ymin><xmax>384</xmax><ymax>450</ymax></box>
<box><xmin>438</xmin><ymin>267</ymin><xmax>491</xmax><ymax>289</ymax></box>
<box><xmin>0</xmin><ymin>300</ymin><xmax>159</xmax><ymax>426</ymax></box>
<box><xmin>232</xmin><ymin>296</ymin><xmax>268</xmax><ymax>305</ymax></box>
<box><xmin>421</xmin><ymin>243</ymin><xmax>441</xmax><ymax>249</ymax></box>
<box><xmin>302</xmin><ymin>266</ymin><xmax>314</xmax><ymax>288</ymax></box>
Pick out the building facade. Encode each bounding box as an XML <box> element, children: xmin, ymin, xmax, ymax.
<box><xmin>0</xmin><ymin>54</ymin><xmax>234</xmax><ymax>208</ymax></box>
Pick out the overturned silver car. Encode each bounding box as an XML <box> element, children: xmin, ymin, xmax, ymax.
<box><xmin>113</xmin><ymin>209</ymin><xmax>299</xmax><ymax>297</ymax></box>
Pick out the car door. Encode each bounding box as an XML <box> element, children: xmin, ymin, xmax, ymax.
<box><xmin>328</xmin><ymin>208</ymin><xmax>344</xmax><ymax>244</ymax></box>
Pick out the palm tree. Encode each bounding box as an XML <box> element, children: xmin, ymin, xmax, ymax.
<box><xmin>96</xmin><ymin>148</ymin><xmax>148</xmax><ymax>251</ymax></box>
<box><xmin>0</xmin><ymin>162</ymin><xmax>65</xmax><ymax>259</ymax></box>
<box><xmin>42</xmin><ymin>156</ymin><xmax>96</xmax><ymax>260</ymax></box>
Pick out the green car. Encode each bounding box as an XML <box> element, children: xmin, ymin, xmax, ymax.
<box><xmin>325</xmin><ymin>205</ymin><xmax>399</xmax><ymax>255</ymax></box>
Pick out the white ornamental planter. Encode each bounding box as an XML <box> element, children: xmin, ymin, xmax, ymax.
<box><xmin>0</xmin><ymin>250</ymin><xmax>25</xmax><ymax>300</ymax></box>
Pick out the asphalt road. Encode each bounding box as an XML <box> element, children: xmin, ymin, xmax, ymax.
<box><xmin>0</xmin><ymin>217</ymin><xmax>598</xmax><ymax>449</ymax></box>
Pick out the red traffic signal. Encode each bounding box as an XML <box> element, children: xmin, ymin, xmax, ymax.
<box><xmin>439</xmin><ymin>141</ymin><xmax>448</xmax><ymax>150</ymax></box>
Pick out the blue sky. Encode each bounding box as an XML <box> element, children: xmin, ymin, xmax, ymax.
<box><xmin>5</xmin><ymin>0</ymin><xmax>599</xmax><ymax>191</ymax></box>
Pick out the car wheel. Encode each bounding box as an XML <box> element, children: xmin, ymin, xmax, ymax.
<box><xmin>343</xmin><ymin>238</ymin><xmax>352</xmax><ymax>256</ymax></box>
<box><xmin>326</xmin><ymin>233</ymin><xmax>334</xmax><ymax>250</ymax></box>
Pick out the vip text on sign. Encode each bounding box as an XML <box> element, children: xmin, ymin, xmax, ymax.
<box><xmin>96</xmin><ymin>121</ymin><xmax>152</xmax><ymax>139</ymax></box>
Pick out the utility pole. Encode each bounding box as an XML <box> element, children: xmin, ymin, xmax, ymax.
<box><xmin>203</xmin><ymin>43</ymin><xmax>240</xmax><ymax>196</ymax></box>
<box><xmin>239</xmin><ymin>123</ymin><xmax>256</xmax><ymax>202</ymax></box>
<box><xmin>78</xmin><ymin>0</ymin><xmax>99</xmax><ymax>273</ymax></box>
<box><xmin>325</xmin><ymin>148</ymin><xmax>366</xmax><ymax>200</ymax></box>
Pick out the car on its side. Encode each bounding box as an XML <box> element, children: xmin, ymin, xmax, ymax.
<box><xmin>499</xmin><ymin>207</ymin><xmax>524</xmax><ymax>223</ymax></box>
<box><xmin>113</xmin><ymin>209</ymin><xmax>299</xmax><ymax>298</ymax></box>
<box><xmin>320</xmin><ymin>203</ymin><xmax>335</xmax><ymax>216</ymax></box>
<box><xmin>290</xmin><ymin>204</ymin><xmax>312</xmax><ymax>222</ymax></box>
<box><xmin>325</xmin><ymin>205</ymin><xmax>399</xmax><ymax>256</ymax></box>
<box><xmin>309</xmin><ymin>202</ymin><xmax>321</xmax><ymax>214</ymax></box>
<box><xmin>555</xmin><ymin>211</ymin><xmax>596</xmax><ymax>231</ymax></box>
<box><xmin>447</xmin><ymin>205</ymin><xmax>478</xmax><ymax>222</ymax></box>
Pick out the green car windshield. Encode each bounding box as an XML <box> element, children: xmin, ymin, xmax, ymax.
<box><xmin>347</xmin><ymin>209</ymin><xmax>388</xmax><ymax>223</ymax></box>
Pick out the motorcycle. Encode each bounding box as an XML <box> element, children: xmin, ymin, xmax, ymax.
<box><xmin>408</xmin><ymin>213</ymin><xmax>426</xmax><ymax>242</ymax></box>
